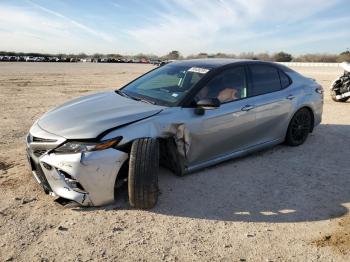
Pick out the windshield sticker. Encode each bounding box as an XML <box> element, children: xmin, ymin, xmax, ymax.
<box><xmin>172</xmin><ymin>93</ymin><xmax>179</xmax><ymax>97</ymax></box>
<box><xmin>188</xmin><ymin>67</ymin><xmax>210</xmax><ymax>74</ymax></box>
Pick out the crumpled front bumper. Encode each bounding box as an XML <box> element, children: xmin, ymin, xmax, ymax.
<box><xmin>26</xmin><ymin>128</ymin><xmax>128</xmax><ymax>206</ymax></box>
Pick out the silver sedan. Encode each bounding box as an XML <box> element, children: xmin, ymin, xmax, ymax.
<box><xmin>26</xmin><ymin>59</ymin><xmax>323</xmax><ymax>209</ymax></box>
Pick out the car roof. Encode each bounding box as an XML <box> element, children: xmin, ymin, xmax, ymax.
<box><xmin>169</xmin><ymin>58</ymin><xmax>293</xmax><ymax>72</ymax></box>
<box><xmin>170</xmin><ymin>58</ymin><xmax>248</xmax><ymax>69</ymax></box>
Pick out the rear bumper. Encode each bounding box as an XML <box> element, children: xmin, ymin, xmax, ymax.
<box><xmin>26</xmin><ymin>141</ymin><xmax>128</xmax><ymax>206</ymax></box>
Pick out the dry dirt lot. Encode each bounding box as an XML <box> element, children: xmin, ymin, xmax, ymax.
<box><xmin>0</xmin><ymin>62</ymin><xmax>349</xmax><ymax>262</ymax></box>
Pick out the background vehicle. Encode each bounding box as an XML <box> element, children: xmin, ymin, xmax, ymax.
<box><xmin>17</xmin><ymin>56</ymin><xmax>26</xmax><ymax>62</ymax></box>
<box><xmin>331</xmin><ymin>62</ymin><xmax>350</xmax><ymax>102</ymax></box>
<box><xmin>26</xmin><ymin>56</ymin><xmax>36</xmax><ymax>62</ymax></box>
<box><xmin>26</xmin><ymin>59</ymin><xmax>323</xmax><ymax>209</ymax></box>
<box><xmin>34</xmin><ymin>57</ymin><xmax>45</xmax><ymax>62</ymax></box>
<box><xmin>9</xmin><ymin>56</ymin><xmax>17</xmax><ymax>61</ymax></box>
<box><xmin>1</xmin><ymin>56</ymin><xmax>10</xmax><ymax>61</ymax></box>
<box><xmin>159</xmin><ymin>60</ymin><xmax>174</xmax><ymax>66</ymax></box>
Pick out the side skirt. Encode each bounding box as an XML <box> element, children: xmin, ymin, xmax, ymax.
<box><xmin>185</xmin><ymin>138</ymin><xmax>283</xmax><ymax>174</ymax></box>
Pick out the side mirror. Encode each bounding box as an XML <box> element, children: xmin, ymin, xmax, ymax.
<box><xmin>194</xmin><ymin>98</ymin><xmax>221</xmax><ymax>115</ymax></box>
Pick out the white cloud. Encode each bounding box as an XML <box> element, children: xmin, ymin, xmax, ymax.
<box><xmin>126</xmin><ymin>0</ymin><xmax>344</xmax><ymax>55</ymax></box>
<box><xmin>26</xmin><ymin>0</ymin><xmax>115</xmax><ymax>42</ymax></box>
<box><xmin>0</xmin><ymin>3</ymin><xmax>122</xmax><ymax>54</ymax></box>
<box><xmin>0</xmin><ymin>0</ymin><xmax>347</xmax><ymax>55</ymax></box>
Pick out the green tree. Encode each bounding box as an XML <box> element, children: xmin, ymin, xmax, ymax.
<box><xmin>78</xmin><ymin>53</ymin><xmax>88</xmax><ymax>58</ymax></box>
<box><xmin>197</xmin><ymin>52</ymin><xmax>208</xmax><ymax>58</ymax></box>
<box><xmin>273</xmin><ymin>52</ymin><xmax>293</xmax><ymax>62</ymax></box>
<box><xmin>337</xmin><ymin>51</ymin><xmax>350</xmax><ymax>62</ymax></box>
<box><xmin>92</xmin><ymin>53</ymin><xmax>103</xmax><ymax>59</ymax></box>
<box><xmin>256</xmin><ymin>53</ymin><xmax>272</xmax><ymax>61</ymax></box>
<box><xmin>166</xmin><ymin>50</ymin><xmax>181</xmax><ymax>60</ymax></box>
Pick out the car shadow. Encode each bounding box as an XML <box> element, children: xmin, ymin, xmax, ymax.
<box><xmin>77</xmin><ymin>124</ymin><xmax>350</xmax><ymax>223</ymax></box>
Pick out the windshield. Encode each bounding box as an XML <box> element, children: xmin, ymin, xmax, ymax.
<box><xmin>120</xmin><ymin>63</ymin><xmax>209</xmax><ymax>106</ymax></box>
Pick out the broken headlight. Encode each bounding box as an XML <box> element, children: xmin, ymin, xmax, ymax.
<box><xmin>54</xmin><ymin>137</ymin><xmax>122</xmax><ymax>154</ymax></box>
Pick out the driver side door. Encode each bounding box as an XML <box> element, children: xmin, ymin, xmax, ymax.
<box><xmin>183</xmin><ymin>66</ymin><xmax>257</xmax><ymax>167</ymax></box>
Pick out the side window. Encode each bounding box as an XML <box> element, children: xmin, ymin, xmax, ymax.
<box><xmin>279</xmin><ymin>70</ymin><xmax>291</xmax><ymax>88</ymax></box>
<box><xmin>195</xmin><ymin>67</ymin><xmax>247</xmax><ymax>103</ymax></box>
<box><xmin>250</xmin><ymin>65</ymin><xmax>282</xmax><ymax>96</ymax></box>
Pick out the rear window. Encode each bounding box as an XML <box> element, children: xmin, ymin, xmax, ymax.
<box><xmin>250</xmin><ymin>65</ymin><xmax>282</xmax><ymax>96</ymax></box>
<box><xmin>279</xmin><ymin>70</ymin><xmax>291</xmax><ymax>88</ymax></box>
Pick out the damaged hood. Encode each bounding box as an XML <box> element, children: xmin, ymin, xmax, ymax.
<box><xmin>37</xmin><ymin>91</ymin><xmax>163</xmax><ymax>139</ymax></box>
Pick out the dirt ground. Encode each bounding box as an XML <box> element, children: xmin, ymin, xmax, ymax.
<box><xmin>0</xmin><ymin>62</ymin><xmax>349</xmax><ymax>262</ymax></box>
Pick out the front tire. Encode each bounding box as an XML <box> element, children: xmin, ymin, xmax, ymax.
<box><xmin>128</xmin><ymin>138</ymin><xmax>159</xmax><ymax>209</ymax></box>
<box><xmin>285</xmin><ymin>108</ymin><xmax>312</xmax><ymax>146</ymax></box>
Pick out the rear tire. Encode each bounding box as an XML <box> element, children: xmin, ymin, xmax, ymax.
<box><xmin>128</xmin><ymin>138</ymin><xmax>159</xmax><ymax>209</ymax></box>
<box><xmin>285</xmin><ymin>108</ymin><xmax>312</xmax><ymax>146</ymax></box>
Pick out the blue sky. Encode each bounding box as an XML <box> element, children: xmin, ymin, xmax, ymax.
<box><xmin>0</xmin><ymin>0</ymin><xmax>349</xmax><ymax>55</ymax></box>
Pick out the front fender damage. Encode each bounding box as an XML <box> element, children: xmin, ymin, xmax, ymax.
<box><xmin>108</xmin><ymin>119</ymin><xmax>192</xmax><ymax>176</ymax></box>
<box><xmin>164</xmin><ymin>123</ymin><xmax>191</xmax><ymax>159</ymax></box>
<box><xmin>37</xmin><ymin>118</ymin><xmax>192</xmax><ymax>206</ymax></box>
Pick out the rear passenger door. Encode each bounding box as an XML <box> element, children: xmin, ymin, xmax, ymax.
<box><xmin>247</xmin><ymin>64</ymin><xmax>294</xmax><ymax>144</ymax></box>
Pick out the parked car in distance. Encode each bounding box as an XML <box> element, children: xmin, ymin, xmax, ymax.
<box><xmin>150</xmin><ymin>60</ymin><xmax>161</xmax><ymax>65</ymax></box>
<box><xmin>91</xmin><ymin>58</ymin><xmax>101</xmax><ymax>63</ymax></box>
<box><xmin>26</xmin><ymin>56</ymin><xmax>36</xmax><ymax>62</ymax></box>
<box><xmin>26</xmin><ymin>59</ymin><xmax>323</xmax><ymax>209</ymax></box>
<box><xmin>8</xmin><ymin>56</ymin><xmax>17</xmax><ymax>61</ymax></box>
<box><xmin>36</xmin><ymin>57</ymin><xmax>46</xmax><ymax>62</ymax></box>
<box><xmin>159</xmin><ymin>60</ymin><xmax>175</xmax><ymax>66</ymax></box>
<box><xmin>49</xmin><ymin>57</ymin><xmax>59</xmax><ymax>62</ymax></box>
<box><xmin>17</xmin><ymin>56</ymin><xmax>26</xmax><ymax>62</ymax></box>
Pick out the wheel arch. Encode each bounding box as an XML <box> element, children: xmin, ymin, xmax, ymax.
<box><xmin>289</xmin><ymin>106</ymin><xmax>315</xmax><ymax>133</ymax></box>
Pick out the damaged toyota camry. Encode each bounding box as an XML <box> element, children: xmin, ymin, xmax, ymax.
<box><xmin>26</xmin><ymin>59</ymin><xmax>323</xmax><ymax>209</ymax></box>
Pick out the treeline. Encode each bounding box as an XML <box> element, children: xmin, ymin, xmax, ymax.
<box><xmin>1</xmin><ymin>50</ymin><xmax>350</xmax><ymax>63</ymax></box>
<box><xmin>183</xmin><ymin>51</ymin><xmax>350</xmax><ymax>63</ymax></box>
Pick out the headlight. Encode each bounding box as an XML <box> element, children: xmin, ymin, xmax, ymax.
<box><xmin>54</xmin><ymin>137</ymin><xmax>122</xmax><ymax>154</ymax></box>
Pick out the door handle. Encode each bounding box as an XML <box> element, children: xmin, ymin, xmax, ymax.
<box><xmin>241</xmin><ymin>105</ymin><xmax>254</xmax><ymax>111</ymax></box>
<box><xmin>286</xmin><ymin>94</ymin><xmax>296</xmax><ymax>100</ymax></box>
